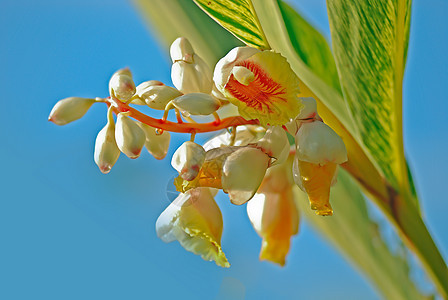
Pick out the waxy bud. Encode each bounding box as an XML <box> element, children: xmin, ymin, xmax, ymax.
<box><xmin>94</xmin><ymin>108</ymin><xmax>120</xmax><ymax>174</ymax></box>
<box><xmin>172</xmin><ymin>93</ymin><xmax>221</xmax><ymax>116</ymax></box>
<box><xmin>131</xmin><ymin>80</ymin><xmax>164</xmax><ymax>105</ymax></box>
<box><xmin>222</xmin><ymin>147</ymin><xmax>270</xmax><ymax>205</ymax></box>
<box><xmin>136</xmin><ymin>83</ymin><xmax>182</xmax><ymax>110</ymax></box>
<box><xmin>295</xmin><ymin>121</ymin><xmax>347</xmax><ymax>165</ymax></box>
<box><xmin>156</xmin><ymin>187</ymin><xmax>229</xmax><ymax>267</ymax></box>
<box><xmin>170</xmin><ymin>37</ymin><xmax>195</xmax><ymax>63</ymax></box>
<box><xmin>48</xmin><ymin>97</ymin><xmax>95</xmax><ymax>125</ymax></box>
<box><xmin>115</xmin><ymin>113</ymin><xmax>145</xmax><ymax>159</ymax></box>
<box><xmin>170</xmin><ymin>38</ymin><xmax>213</xmax><ymax>94</ymax></box>
<box><xmin>171</xmin><ymin>59</ymin><xmax>213</xmax><ymax>94</ymax></box>
<box><xmin>203</xmin><ymin>125</ymin><xmax>266</xmax><ymax>150</ymax></box>
<box><xmin>138</xmin><ymin>123</ymin><xmax>171</xmax><ymax>160</ymax></box>
<box><xmin>109</xmin><ymin>68</ymin><xmax>136</xmax><ymax>101</ymax></box>
<box><xmin>172</xmin><ymin>141</ymin><xmax>206</xmax><ymax>181</ymax></box>
<box><xmin>255</xmin><ymin>126</ymin><xmax>290</xmax><ymax>166</ymax></box>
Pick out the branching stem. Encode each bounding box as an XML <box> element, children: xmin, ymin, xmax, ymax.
<box><xmin>107</xmin><ymin>97</ymin><xmax>259</xmax><ymax>133</ymax></box>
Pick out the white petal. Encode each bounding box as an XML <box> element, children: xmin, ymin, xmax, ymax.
<box><xmin>246</xmin><ymin>193</ymin><xmax>266</xmax><ymax>235</ymax></box>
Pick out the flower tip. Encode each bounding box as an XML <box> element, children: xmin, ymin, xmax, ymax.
<box><xmin>129</xmin><ymin>152</ymin><xmax>141</xmax><ymax>159</ymax></box>
<box><xmin>310</xmin><ymin>201</ymin><xmax>333</xmax><ymax>216</ymax></box>
<box><xmin>217</xmin><ymin>258</ymin><xmax>231</xmax><ymax>268</ymax></box>
<box><xmin>99</xmin><ymin>164</ymin><xmax>112</xmax><ymax>174</ymax></box>
<box><xmin>170</xmin><ymin>37</ymin><xmax>195</xmax><ymax>63</ymax></box>
<box><xmin>153</xmin><ymin>154</ymin><xmax>166</xmax><ymax>160</ymax></box>
<box><xmin>259</xmin><ymin>240</ymin><xmax>289</xmax><ymax>267</ymax></box>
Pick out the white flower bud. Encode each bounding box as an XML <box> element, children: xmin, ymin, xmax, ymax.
<box><xmin>48</xmin><ymin>97</ymin><xmax>95</xmax><ymax>125</ymax></box>
<box><xmin>222</xmin><ymin>147</ymin><xmax>270</xmax><ymax>205</ymax></box>
<box><xmin>131</xmin><ymin>80</ymin><xmax>164</xmax><ymax>105</ymax></box>
<box><xmin>203</xmin><ymin>125</ymin><xmax>265</xmax><ymax>151</ymax></box>
<box><xmin>170</xmin><ymin>38</ymin><xmax>213</xmax><ymax>94</ymax></box>
<box><xmin>255</xmin><ymin>126</ymin><xmax>290</xmax><ymax>165</ymax></box>
<box><xmin>94</xmin><ymin>109</ymin><xmax>120</xmax><ymax>174</ymax></box>
<box><xmin>170</xmin><ymin>37</ymin><xmax>195</xmax><ymax>63</ymax></box>
<box><xmin>171</xmin><ymin>141</ymin><xmax>206</xmax><ymax>181</ymax></box>
<box><xmin>296</xmin><ymin>97</ymin><xmax>319</xmax><ymax>120</ymax></box>
<box><xmin>115</xmin><ymin>113</ymin><xmax>145</xmax><ymax>159</ymax></box>
<box><xmin>136</xmin><ymin>82</ymin><xmax>182</xmax><ymax>110</ymax></box>
<box><xmin>109</xmin><ymin>68</ymin><xmax>136</xmax><ymax>101</ymax></box>
<box><xmin>171</xmin><ymin>58</ymin><xmax>213</xmax><ymax>94</ymax></box>
<box><xmin>138</xmin><ymin>123</ymin><xmax>170</xmax><ymax>160</ymax></box>
<box><xmin>295</xmin><ymin>121</ymin><xmax>347</xmax><ymax>165</ymax></box>
<box><xmin>213</xmin><ymin>46</ymin><xmax>261</xmax><ymax>93</ymax></box>
<box><xmin>171</xmin><ymin>93</ymin><xmax>221</xmax><ymax>116</ymax></box>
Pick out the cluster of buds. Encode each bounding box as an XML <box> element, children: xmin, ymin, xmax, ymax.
<box><xmin>49</xmin><ymin>37</ymin><xmax>347</xmax><ymax>267</ymax></box>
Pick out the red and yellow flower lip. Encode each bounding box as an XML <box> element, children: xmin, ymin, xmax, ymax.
<box><xmin>214</xmin><ymin>47</ymin><xmax>303</xmax><ymax>126</ymax></box>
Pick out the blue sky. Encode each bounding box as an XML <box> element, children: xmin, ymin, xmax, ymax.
<box><xmin>1</xmin><ymin>0</ymin><xmax>447</xmax><ymax>299</ymax></box>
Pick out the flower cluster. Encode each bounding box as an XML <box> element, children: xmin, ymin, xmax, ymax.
<box><xmin>49</xmin><ymin>37</ymin><xmax>347</xmax><ymax>267</ymax></box>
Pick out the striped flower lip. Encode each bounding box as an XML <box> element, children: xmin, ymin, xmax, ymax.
<box><xmin>214</xmin><ymin>47</ymin><xmax>303</xmax><ymax>126</ymax></box>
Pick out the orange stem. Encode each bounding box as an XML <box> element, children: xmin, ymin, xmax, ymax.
<box><xmin>108</xmin><ymin>97</ymin><xmax>259</xmax><ymax>133</ymax></box>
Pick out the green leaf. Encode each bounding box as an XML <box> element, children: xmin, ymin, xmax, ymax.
<box><xmin>295</xmin><ymin>169</ymin><xmax>425</xmax><ymax>300</ymax></box>
<box><xmin>326</xmin><ymin>0</ymin><xmax>412</xmax><ymax>193</ymax></box>
<box><xmin>277</xmin><ymin>1</ymin><xmax>341</xmax><ymax>92</ymax></box>
<box><xmin>193</xmin><ymin>0</ymin><xmax>270</xmax><ymax>49</ymax></box>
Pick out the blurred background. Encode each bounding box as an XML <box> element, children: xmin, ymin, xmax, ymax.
<box><xmin>1</xmin><ymin>0</ymin><xmax>447</xmax><ymax>299</ymax></box>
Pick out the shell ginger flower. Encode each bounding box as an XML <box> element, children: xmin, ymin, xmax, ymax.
<box><xmin>214</xmin><ymin>46</ymin><xmax>303</xmax><ymax>126</ymax></box>
<box><xmin>49</xmin><ymin>36</ymin><xmax>350</xmax><ymax>269</ymax></box>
